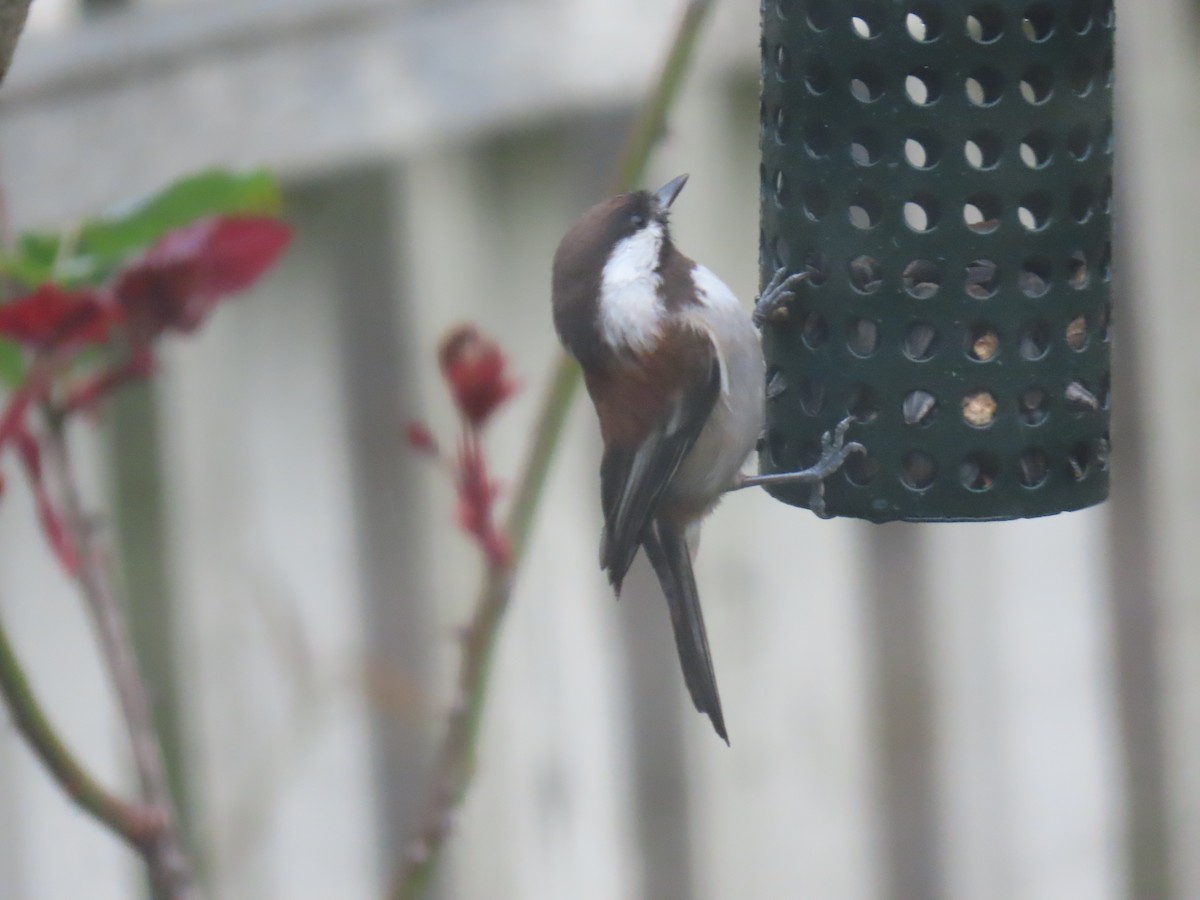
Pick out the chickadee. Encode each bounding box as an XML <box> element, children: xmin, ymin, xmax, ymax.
<box><xmin>551</xmin><ymin>175</ymin><xmax>859</xmax><ymax>741</ymax></box>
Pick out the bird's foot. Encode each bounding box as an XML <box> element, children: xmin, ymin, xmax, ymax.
<box><xmin>729</xmin><ymin>417</ymin><xmax>865</xmax><ymax>518</ymax></box>
<box><xmin>752</xmin><ymin>267</ymin><xmax>809</xmax><ymax>327</ymax></box>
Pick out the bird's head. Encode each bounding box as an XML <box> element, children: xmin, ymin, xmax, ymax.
<box><xmin>551</xmin><ymin>174</ymin><xmax>689</xmax><ymax>363</ymax></box>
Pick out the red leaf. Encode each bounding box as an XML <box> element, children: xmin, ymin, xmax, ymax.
<box><xmin>167</xmin><ymin>216</ymin><xmax>293</xmax><ymax>296</ymax></box>
<box><xmin>114</xmin><ymin>216</ymin><xmax>291</xmax><ymax>340</ymax></box>
<box><xmin>438</xmin><ymin>325</ymin><xmax>516</xmax><ymax>427</ymax></box>
<box><xmin>0</xmin><ymin>284</ymin><xmax>119</xmax><ymax>349</ymax></box>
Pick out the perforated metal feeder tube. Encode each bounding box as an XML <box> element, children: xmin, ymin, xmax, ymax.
<box><xmin>757</xmin><ymin>0</ymin><xmax>1114</xmax><ymax>522</ymax></box>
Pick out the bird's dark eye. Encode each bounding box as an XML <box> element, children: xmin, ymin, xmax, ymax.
<box><xmin>630</xmin><ymin>212</ymin><xmax>646</xmax><ymax>229</ymax></box>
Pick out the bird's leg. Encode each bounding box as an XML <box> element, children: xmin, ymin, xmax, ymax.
<box><xmin>752</xmin><ymin>267</ymin><xmax>809</xmax><ymax>327</ymax></box>
<box><xmin>731</xmin><ymin>417</ymin><xmax>864</xmax><ymax>490</ymax></box>
<box><xmin>729</xmin><ymin>417</ymin><xmax>866</xmax><ymax>517</ymax></box>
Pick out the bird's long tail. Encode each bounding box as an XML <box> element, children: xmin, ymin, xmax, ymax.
<box><xmin>642</xmin><ymin>520</ymin><xmax>727</xmax><ymax>743</ymax></box>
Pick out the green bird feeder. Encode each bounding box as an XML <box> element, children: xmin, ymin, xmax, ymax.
<box><xmin>758</xmin><ymin>0</ymin><xmax>1113</xmax><ymax>522</ymax></box>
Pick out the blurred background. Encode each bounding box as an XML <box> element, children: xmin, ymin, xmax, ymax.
<box><xmin>0</xmin><ymin>0</ymin><xmax>1196</xmax><ymax>897</ymax></box>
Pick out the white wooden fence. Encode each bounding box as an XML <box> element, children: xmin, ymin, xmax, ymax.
<box><xmin>0</xmin><ymin>0</ymin><xmax>1196</xmax><ymax>897</ymax></box>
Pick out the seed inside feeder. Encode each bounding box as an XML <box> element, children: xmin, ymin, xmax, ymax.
<box><xmin>766</xmin><ymin>368</ymin><xmax>788</xmax><ymax>400</ymax></box>
<box><xmin>962</xmin><ymin>390</ymin><xmax>998</xmax><ymax>426</ymax></box>
<box><xmin>1066</xmin><ymin>315</ymin><xmax>1087</xmax><ymax>350</ymax></box>
<box><xmin>1065</xmin><ymin>380</ymin><xmax>1100</xmax><ymax>411</ymax></box>
<box><xmin>901</xmin><ymin>450</ymin><xmax>937</xmax><ymax>490</ymax></box>
<box><xmin>1019</xmin><ymin>448</ymin><xmax>1049</xmax><ymax>487</ymax></box>
<box><xmin>905</xmin><ymin>322</ymin><xmax>939</xmax><ymax>360</ymax></box>
<box><xmin>903</xmin><ymin>389</ymin><xmax>938</xmax><ymax>425</ymax></box>
<box><xmin>848</xmin><ymin>317</ymin><xmax>879</xmax><ymax>356</ymax></box>
<box><xmin>969</xmin><ymin>325</ymin><xmax>1000</xmax><ymax>361</ymax></box>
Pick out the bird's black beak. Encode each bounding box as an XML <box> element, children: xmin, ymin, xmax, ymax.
<box><xmin>653</xmin><ymin>173</ymin><xmax>689</xmax><ymax>210</ymax></box>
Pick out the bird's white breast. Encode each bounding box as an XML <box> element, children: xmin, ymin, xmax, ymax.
<box><xmin>598</xmin><ymin>221</ymin><xmax>665</xmax><ymax>353</ymax></box>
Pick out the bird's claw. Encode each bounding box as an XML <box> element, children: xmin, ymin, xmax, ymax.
<box><xmin>818</xmin><ymin>416</ymin><xmax>859</xmax><ymax>468</ymax></box>
<box><xmin>753</xmin><ymin>266</ymin><xmax>809</xmax><ymax>327</ymax></box>
<box><xmin>806</xmin><ymin>417</ymin><xmax>866</xmax><ymax>517</ymax></box>
<box><xmin>730</xmin><ymin>416</ymin><xmax>866</xmax><ymax>518</ymax></box>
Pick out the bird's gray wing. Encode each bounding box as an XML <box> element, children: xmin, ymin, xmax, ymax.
<box><xmin>598</xmin><ymin>350</ymin><xmax>721</xmax><ymax>595</ymax></box>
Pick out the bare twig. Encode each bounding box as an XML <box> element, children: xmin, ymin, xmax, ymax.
<box><xmin>0</xmin><ymin>0</ymin><xmax>32</xmax><ymax>86</ymax></box>
<box><xmin>390</xmin><ymin>2</ymin><xmax>716</xmax><ymax>897</ymax></box>
<box><xmin>0</xmin><ymin>357</ymin><xmax>173</xmax><ymax>856</ymax></box>
<box><xmin>0</xmin><ymin>602</ymin><xmax>166</xmax><ymax>849</ymax></box>
<box><xmin>42</xmin><ymin>412</ymin><xmax>199</xmax><ymax>900</ymax></box>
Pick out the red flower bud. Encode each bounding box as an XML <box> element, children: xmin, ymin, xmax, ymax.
<box><xmin>437</xmin><ymin>325</ymin><xmax>516</xmax><ymax>428</ymax></box>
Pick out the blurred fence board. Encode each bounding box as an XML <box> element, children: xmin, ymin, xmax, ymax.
<box><xmin>0</xmin><ymin>0</ymin><xmax>755</xmax><ymax>228</ymax></box>
<box><xmin>927</xmin><ymin>513</ymin><xmax>1124</xmax><ymax>900</ymax></box>
<box><xmin>154</xmin><ymin>205</ymin><xmax>381</xmax><ymax>898</ymax></box>
<box><xmin>1117</xmin><ymin>1</ymin><xmax>1200</xmax><ymax>897</ymax></box>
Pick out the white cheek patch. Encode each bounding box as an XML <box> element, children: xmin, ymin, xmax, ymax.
<box><xmin>598</xmin><ymin>222</ymin><xmax>665</xmax><ymax>353</ymax></box>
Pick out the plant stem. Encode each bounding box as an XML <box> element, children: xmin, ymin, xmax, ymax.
<box><xmin>42</xmin><ymin>413</ymin><xmax>199</xmax><ymax>900</ymax></box>
<box><xmin>390</xmin><ymin>2</ymin><xmax>715</xmax><ymax>896</ymax></box>
<box><xmin>0</xmin><ymin>0</ymin><xmax>32</xmax><ymax>85</ymax></box>
<box><xmin>610</xmin><ymin>0</ymin><xmax>716</xmax><ymax>197</ymax></box>
<box><xmin>0</xmin><ymin>603</ymin><xmax>166</xmax><ymax>850</ymax></box>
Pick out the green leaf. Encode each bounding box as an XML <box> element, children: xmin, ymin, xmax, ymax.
<box><xmin>0</xmin><ymin>169</ymin><xmax>283</xmax><ymax>288</ymax></box>
<box><xmin>0</xmin><ymin>341</ymin><xmax>25</xmax><ymax>389</ymax></box>
<box><xmin>0</xmin><ymin>233</ymin><xmax>62</xmax><ymax>287</ymax></box>
<box><xmin>80</xmin><ymin>168</ymin><xmax>282</xmax><ymax>262</ymax></box>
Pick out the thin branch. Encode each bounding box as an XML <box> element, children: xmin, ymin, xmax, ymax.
<box><xmin>390</xmin><ymin>2</ymin><xmax>716</xmax><ymax>896</ymax></box>
<box><xmin>0</xmin><ymin>357</ymin><xmax>172</xmax><ymax>854</ymax></box>
<box><xmin>609</xmin><ymin>0</ymin><xmax>716</xmax><ymax>199</ymax></box>
<box><xmin>0</xmin><ymin>602</ymin><xmax>166</xmax><ymax>849</ymax></box>
<box><xmin>42</xmin><ymin>412</ymin><xmax>200</xmax><ymax>900</ymax></box>
<box><xmin>0</xmin><ymin>0</ymin><xmax>32</xmax><ymax>86</ymax></box>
